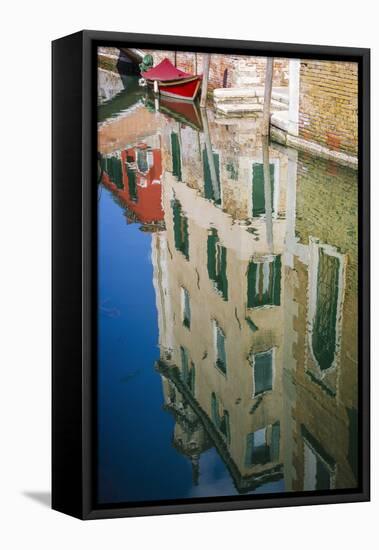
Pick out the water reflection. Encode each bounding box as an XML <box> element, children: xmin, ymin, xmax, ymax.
<box><xmin>98</xmin><ymin>78</ymin><xmax>358</xmax><ymax>503</ymax></box>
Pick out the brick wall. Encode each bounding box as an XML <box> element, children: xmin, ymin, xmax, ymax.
<box><xmin>144</xmin><ymin>50</ymin><xmax>289</xmax><ymax>89</ymax></box>
<box><xmin>299</xmin><ymin>61</ymin><xmax>358</xmax><ymax>156</ymax></box>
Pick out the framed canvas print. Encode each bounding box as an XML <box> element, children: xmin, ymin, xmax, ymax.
<box><xmin>52</xmin><ymin>30</ymin><xmax>370</xmax><ymax>519</ymax></box>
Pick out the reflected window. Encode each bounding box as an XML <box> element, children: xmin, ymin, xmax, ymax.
<box><xmin>213</xmin><ymin>321</ymin><xmax>227</xmax><ymax>375</ymax></box>
<box><xmin>203</xmin><ymin>148</ymin><xmax>221</xmax><ymax>204</ymax></box>
<box><xmin>171</xmin><ymin>132</ymin><xmax>182</xmax><ymax>181</ymax></box>
<box><xmin>180</xmin><ymin>346</ymin><xmax>195</xmax><ymax>393</ymax></box>
<box><xmin>207</xmin><ymin>229</ymin><xmax>228</xmax><ymax>300</ymax></box>
<box><xmin>172</xmin><ymin>199</ymin><xmax>189</xmax><ymax>260</ymax></box>
<box><xmin>126</xmin><ymin>156</ymin><xmax>138</xmax><ymax>203</ymax></box>
<box><xmin>251</xmin><ymin>349</ymin><xmax>274</xmax><ymax>396</ymax></box>
<box><xmin>247</xmin><ymin>255</ymin><xmax>281</xmax><ymax>308</ymax></box>
<box><xmin>211</xmin><ymin>392</ymin><xmax>230</xmax><ymax>444</ymax></box>
<box><xmin>245</xmin><ymin>422</ymin><xmax>280</xmax><ymax>467</ymax></box>
<box><xmin>106</xmin><ymin>155</ymin><xmax>124</xmax><ymax>190</ymax></box>
<box><xmin>181</xmin><ymin>287</ymin><xmax>191</xmax><ymax>329</ymax></box>
<box><xmin>303</xmin><ymin>444</ymin><xmax>333</xmax><ymax>491</ymax></box>
<box><xmin>252</xmin><ymin>162</ymin><xmax>275</xmax><ymax>217</ymax></box>
<box><xmin>312</xmin><ymin>248</ymin><xmax>341</xmax><ymax>371</ymax></box>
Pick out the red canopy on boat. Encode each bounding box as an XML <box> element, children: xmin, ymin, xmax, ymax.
<box><xmin>141</xmin><ymin>58</ymin><xmax>194</xmax><ymax>81</ymax></box>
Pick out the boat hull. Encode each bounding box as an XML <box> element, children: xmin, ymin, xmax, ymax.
<box><xmin>147</xmin><ymin>76</ymin><xmax>202</xmax><ymax>101</ymax></box>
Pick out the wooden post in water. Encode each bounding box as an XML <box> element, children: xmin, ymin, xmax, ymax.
<box><xmin>201</xmin><ymin>107</ymin><xmax>220</xmax><ymax>203</ymax></box>
<box><xmin>262</xmin><ymin>57</ymin><xmax>274</xmax><ymax>136</ymax></box>
<box><xmin>262</xmin><ymin>136</ymin><xmax>273</xmax><ymax>250</ymax></box>
<box><xmin>200</xmin><ymin>54</ymin><xmax>210</xmax><ymax>108</ymax></box>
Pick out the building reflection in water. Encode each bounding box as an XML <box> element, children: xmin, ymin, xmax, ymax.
<box><xmin>98</xmin><ymin>91</ymin><xmax>358</xmax><ymax>498</ymax></box>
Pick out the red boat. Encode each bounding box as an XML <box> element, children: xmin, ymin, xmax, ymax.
<box><xmin>141</xmin><ymin>58</ymin><xmax>202</xmax><ymax>101</ymax></box>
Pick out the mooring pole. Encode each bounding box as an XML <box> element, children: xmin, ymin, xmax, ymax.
<box><xmin>262</xmin><ymin>57</ymin><xmax>274</xmax><ymax>136</ymax></box>
<box><xmin>200</xmin><ymin>54</ymin><xmax>210</xmax><ymax>108</ymax></box>
<box><xmin>201</xmin><ymin>107</ymin><xmax>220</xmax><ymax>203</ymax></box>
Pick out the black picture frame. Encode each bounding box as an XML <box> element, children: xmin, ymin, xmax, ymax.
<box><xmin>52</xmin><ymin>30</ymin><xmax>370</xmax><ymax>520</ymax></box>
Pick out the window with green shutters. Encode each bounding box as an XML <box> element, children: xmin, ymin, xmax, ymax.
<box><xmin>172</xmin><ymin>199</ymin><xmax>189</xmax><ymax>260</ymax></box>
<box><xmin>245</xmin><ymin>422</ymin><xmax>280</xmax><ymax>467</ymax></box>
<box><xmin>247</xmin><ymin>255</ymin><xmax>281</xmax><ymax>308</ymax></box>
<box><xmin>213</xmin><ymin>321</ymin><xmax>227</xmax><ymax>375</ymax></box>
<box><xmin>251</xmin><ymin>349</ymin><xmax>273</xmax><ymax>396</ymax></box>
<box><xmin>171</xmin><ymin>132</ymin><xmax>182</xmax><ymax>181</ymax></box>
<box><xmin>203</xmin><ymin>148</ymin><xmax>221</xmax><ymax>205</ymax></box>
<box><xmin>252</xmin><ymin>162</ymin><xmax>275</xmax><ymax>217</ymax></box>
<box><xmin>207</xmin><ymin>229</ymin><xmax>228</xmax><ymax>300</ymax></box>
<box><xmin>312</xmin><ymin>249</ymin><xmax>340</xmax><ymax>371</ymax></box>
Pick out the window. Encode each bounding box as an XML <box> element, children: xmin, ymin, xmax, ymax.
<box><xmin>213</xmin><ymin>321</ymin><xmax>227</xmax><ymax>375</ymax></box>
<box><xmin>251</xmin><ymin>349</ymin><xmax>273</xmax><ymax>396</ymax></box>
<box><xmin>172</xmin><ymin>199</ymin><xmax>189</xmax><ymax>260</ymax></box>
<box><xmin>203</xmin><ymin>148</ymin><xmax>221</xmax><ymax>204</ymax></box>
<box><xmin>302</xmin><ymin>426</ymin><xmax>335</xmax><ymax>490</ymax></box>
<box><xmin>247</xmin><ymin>255</ymin><xmax>281</xmax><ymax>308</ymax></box>
<box><xmin>304</xmin><ymin>441</ymin><xmax>332</xmax><ymax>491</ymax></box>
<box><xmin>252</xmin><ymin>162</ymin><xmax>275</xmax><ymax>217</ymax></box>
<box><xmin>312</xmin><ymin>248</ymin><xmax>341</xmax><ymax>371</ymax></box>
<box><xmin>207</xmin><ymin>229</ymin><xmax>228</xmax><ymax>300</ymax></box>
<box><xmin>171</xmin><ymin>132</ymin><xmax>182</xmax><ymax>181</ymax></box>
<box><xmin>211</xmin><ymin>392</ymin><xmax>230</xmax><ymax>444</ymax></box>
<box><xmin>181</xmin><ymin>287</ymin><xmax>191</xmax><ymax>329</ymax></box>
<box><xmin>245</xmin><ymin>422</ymin><xmax>280</xmax><ymax>467</ymax></box>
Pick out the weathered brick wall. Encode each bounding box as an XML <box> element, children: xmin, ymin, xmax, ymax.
<box><xmin>144</xmin><ymin>50</ymin><xmax>289</xmax><ymax>89</ymax></box>
<box><xmin>289</xmin><ymin>152</ymin><xmax>358</xmax><ymax>490</ymax></box>
<box><xmin>299</xmin><ymin>61</ymin><xmax>358</xmax><ymax>156</ymax></box>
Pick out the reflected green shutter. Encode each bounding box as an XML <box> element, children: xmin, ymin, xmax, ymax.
<box><xmin>172</xmin><ymin>199</ymin><xmax>189</xmax><ymax>260</ymax></box>
<box><xmin>252</xmin><ymin>163</ymin><xmax>275</xmax><ymax>217</ymax></box>
<box><xmin>171</xmin><ymin>132</ymin><xmax>182</xmax><ymax>181</ymax></box>
<box><xmin>312</xmin><ymin>250</ymin><xmax>339</xmax><ymax>371</ymax></box>
<box><xmin>203</xmin><ymin>148</ymin><xmax>221</xmax><ymax>204</ymax></box>
<box><xmin>126</xmin><ymin>165</ymin><xmax>138</xmax><ymax>202</ymax></box>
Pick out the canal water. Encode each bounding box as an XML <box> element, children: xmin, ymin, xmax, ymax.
<box><xmin>97</xmin><ymin>72</ymin><xmax>358</xmax><ymax>505</ymax></box>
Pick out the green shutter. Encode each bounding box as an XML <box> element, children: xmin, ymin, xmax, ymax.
<box><xmin>126</xmin><ymin>165</ymin><xmax>138</xmax><ymax>202</ymax></box>
<box><xmin>207</xmin><ymin>230</ymin><xmax>228</xmax><ymax>300</ymax></box>
<box><xmin>272</xmin><ymin>255</ymin><xmax>281</xmax><ymax>306</ymax></box>
<box><xmin>252</xmin><ymin>163</ymin><xmax>275</xmax><ymax>217</ymax></box>
<box><xmin>172</xmin><ymin>199</ymin><xmax>189</xmax><ymax>260</ymax></box>
<box><xmin>207</xmin><ymin>231</ymin><xmax>218</xmax><ymax>281</ymax></box>
<box><xmin>203</xmin><ymin>148</ymin><xmax>221</xmax><ymax>204</ymax></box>
<box><xmin>171</xmin><ymin>132</ymin><xmax>182</xmax><ymax>181</ymax></box>
<box><xmin>247</xmin><ymin>261</ymin><xmax>258</xmax><ymax>308</ymax></box>
<box><xmin>312</xmin><ymin>250</ymin><xmax>340</xmax><ymax>371</ymax></box>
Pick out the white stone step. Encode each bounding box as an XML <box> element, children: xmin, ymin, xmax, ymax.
<box><xmin>236</xmin><ymin>76</ymin><xmax>261</xmax><ymax>86</ymax></box>
<box><xmin>215</xmin><ymin>103</ymin><xmax>262</xmax><ymax>116</ymax></box>
<box><xmin>271</xmin><ymin>110</ymin><xmax>289</xmax><ymax>132</ymax></box>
